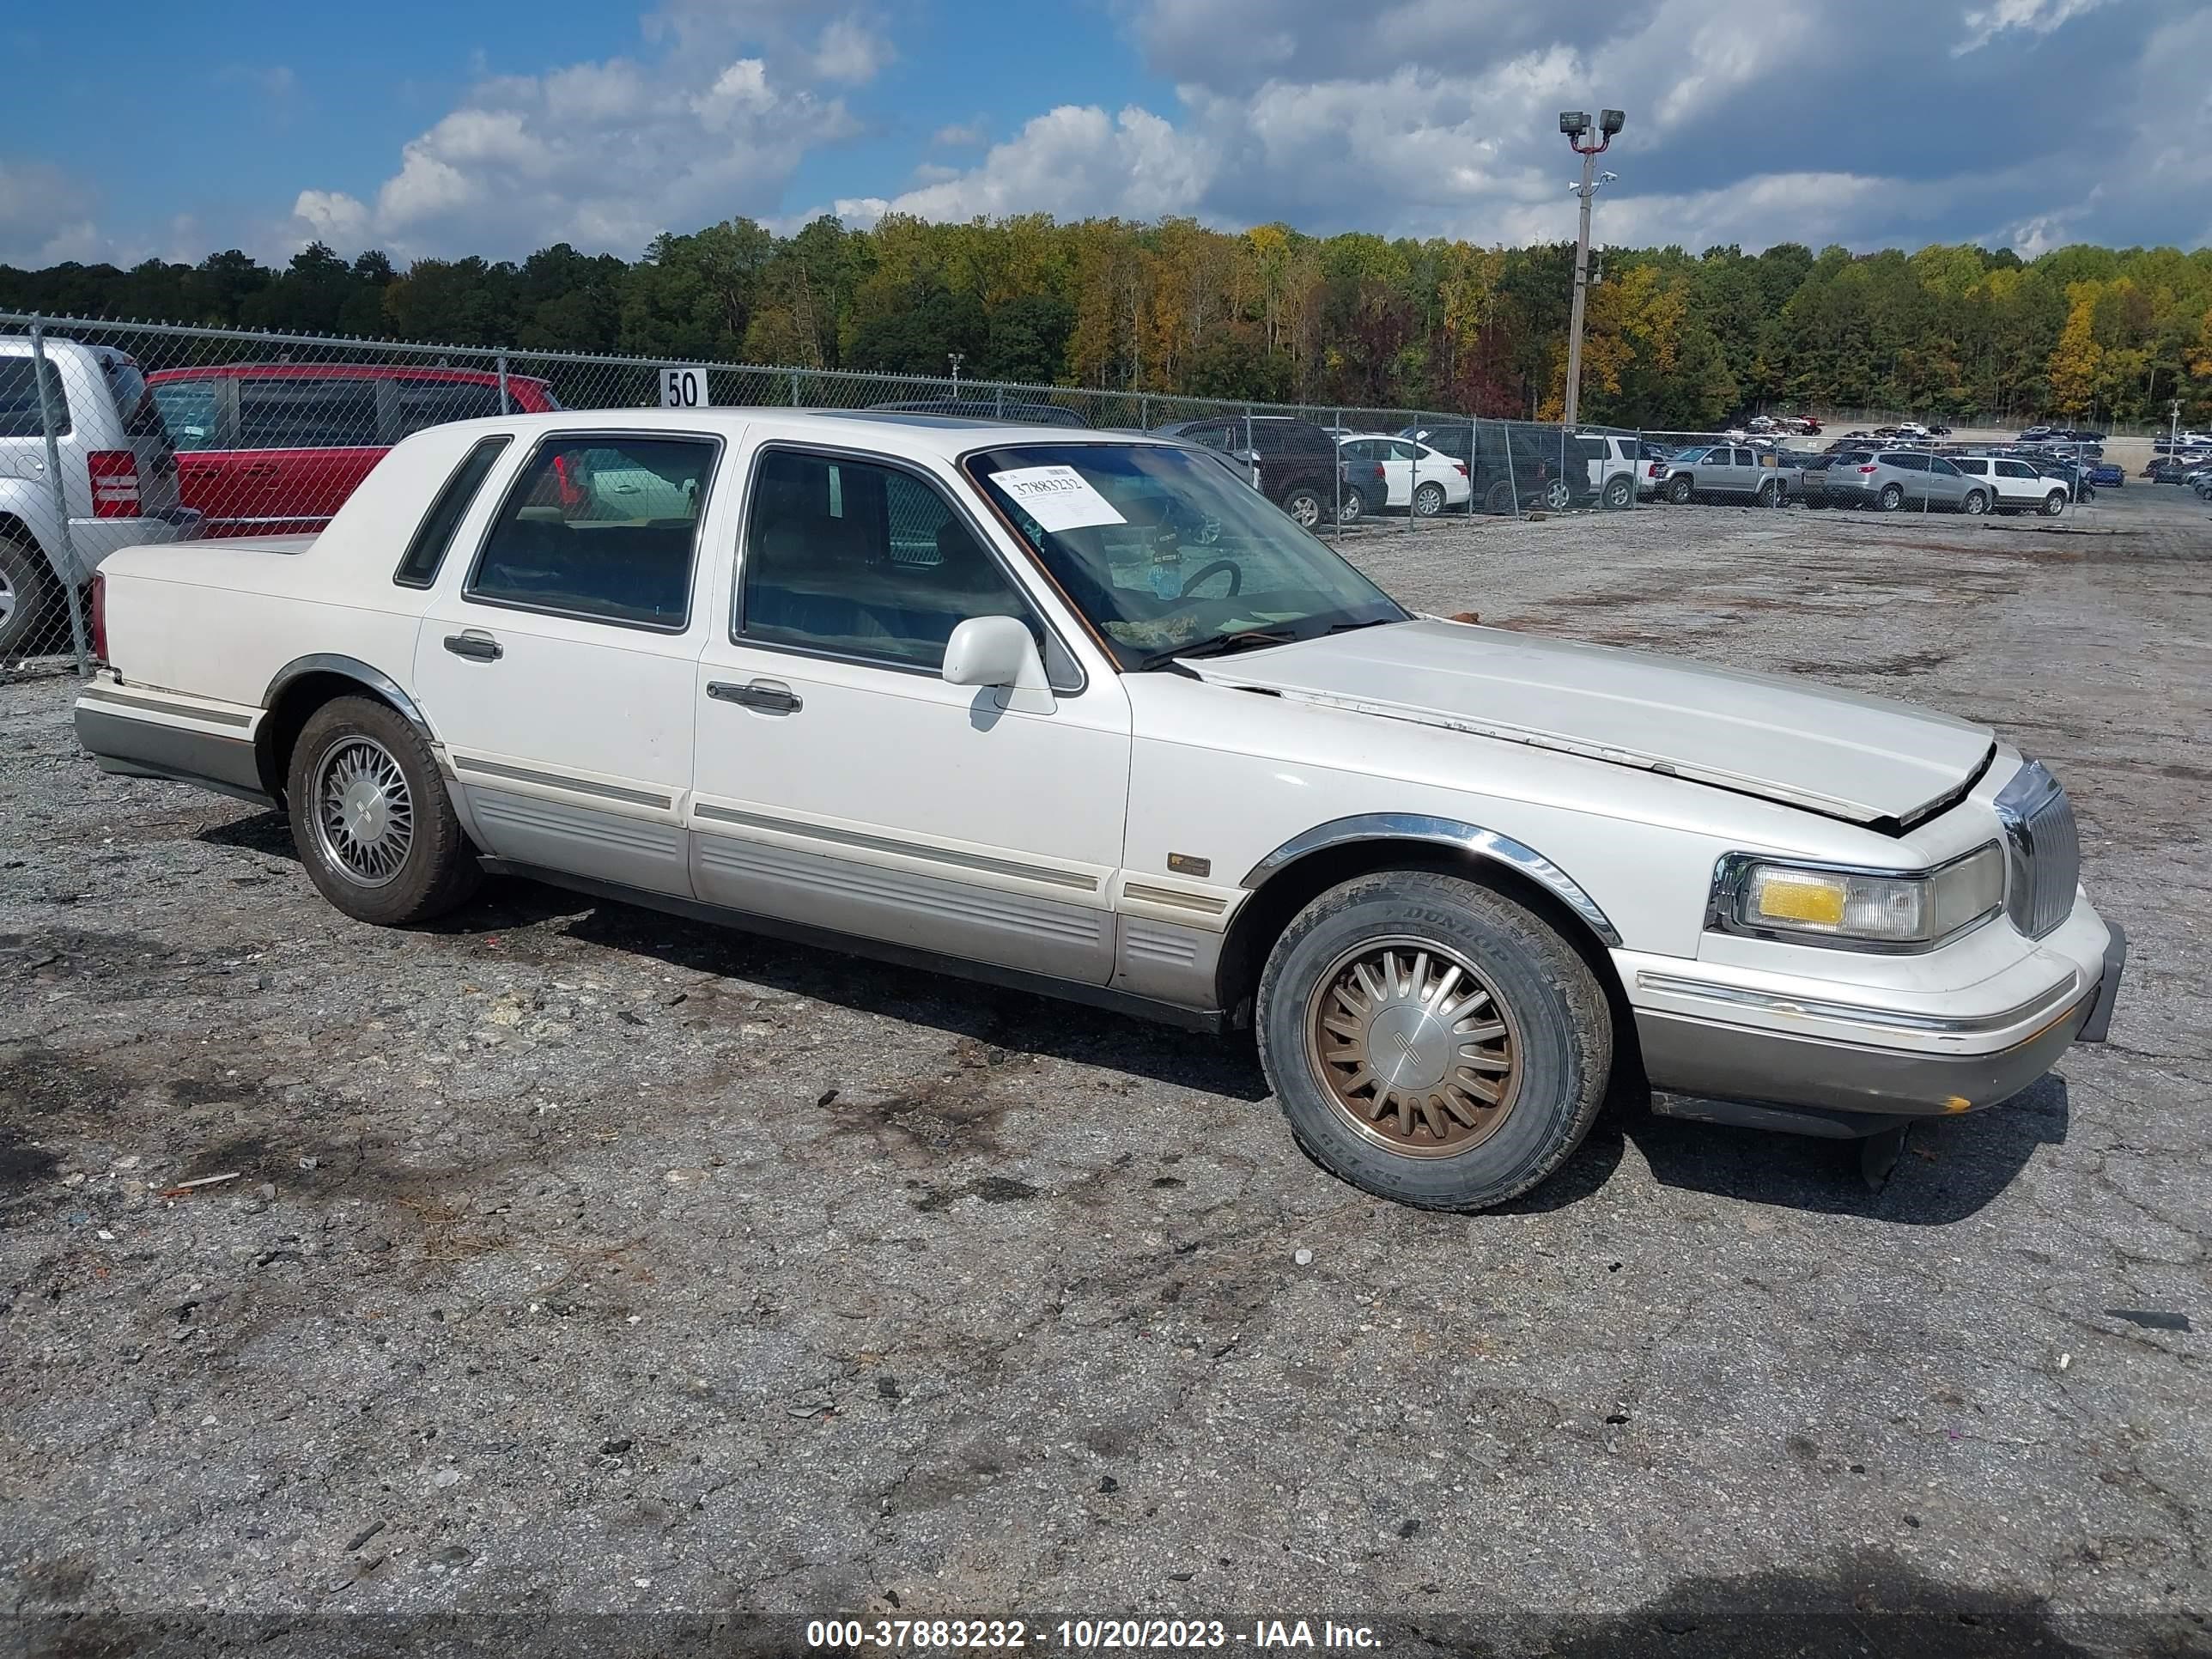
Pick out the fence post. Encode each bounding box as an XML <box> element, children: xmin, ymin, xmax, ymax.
<box><xmin>496</xmin><ymin>353</ymin><xmax>511</xmax><ymax>414</ymax></box>
<box><xmin>1332</xmin><ymin>409</ymin><xmax>1343</xmax><ymax>539</ymax></box>
<box><xmin>27</xmin><ymin>319</ymin><xmax>91</xmax><ymax>676</ymax></box>
<box><xmin>1139</xmin><ymin>392</ymin><xmax>1151</xmax><ymax>430</ymax></box>
<box><xmin>994</xmin><ymin>386</ymin><xmax>1006</xmax><ymax>418</ymax></box>
<box><xmin>790</xmin><ymin>369</ymin><xmax>803</xmax><ymax>408</ymax></box>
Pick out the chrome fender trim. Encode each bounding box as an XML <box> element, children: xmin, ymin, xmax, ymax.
<box><xmin>1240</xmin><ymin>813</ymin><xmax>1622</xmax><ymax>946</ymax></box>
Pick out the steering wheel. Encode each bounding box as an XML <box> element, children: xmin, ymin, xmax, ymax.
<box><xmin>1179</xmin><ymin>558</ymin><xmax>1243</xmax><ymax>598</ymax></box>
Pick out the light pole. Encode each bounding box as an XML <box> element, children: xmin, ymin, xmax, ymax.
<box><xmin>1559</xmin><ymin>107</ymin><xmax>1623</xmax><ymax>431</ymax></box>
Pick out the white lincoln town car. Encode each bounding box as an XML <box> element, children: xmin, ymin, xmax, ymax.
<box><xmin>73</xmin><ymin>410</ymin><xmax>2124</xmax><ymax>1212</ymax></box>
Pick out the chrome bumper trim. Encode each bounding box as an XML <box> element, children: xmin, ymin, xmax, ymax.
<box><xmin>1633</xmin><ymin>969</ymin><xmax>2081</xmax><ymax>1036</ymax></box>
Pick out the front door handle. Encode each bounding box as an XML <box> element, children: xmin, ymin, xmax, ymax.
<box><xmin>708</xmin><ymin>678</ymin><xmax>802</xmax><ymax>714</ymax></box>
<box><xmin>443</xmin><ymin>631</ymin><xmax>503</xmax><ymax>662</ymax></box>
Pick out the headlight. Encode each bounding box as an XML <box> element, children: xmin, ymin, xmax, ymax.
<box><xmin>1711</xmin><ymin>844</ymin><xmax>2004</xmax><ymax>950</ymax></box>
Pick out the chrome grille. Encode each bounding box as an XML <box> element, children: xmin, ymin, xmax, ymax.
<box><xmin>1996</xmin><ymin>760</ymin><xmax>2079</xmax><ymax>939</ymax></box>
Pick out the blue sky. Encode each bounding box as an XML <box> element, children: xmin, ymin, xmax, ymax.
<box><xmin>3</xmin><ymin>0</ymin><xmax>2206</xmax><ymax>269</ymax></box>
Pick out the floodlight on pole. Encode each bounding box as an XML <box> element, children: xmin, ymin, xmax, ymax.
<box><xmin>1559</xmin><ymin>105</ymin><xmax>1624</xmax><ymax>429</ymax></box>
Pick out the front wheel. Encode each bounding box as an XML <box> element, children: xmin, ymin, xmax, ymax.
<box><xmin>1668</xmin><ymin>476</ymin><xmax>1693</xmax><ymax>505</ymax></box>
<box><xmin>2042</xmin><ymin>490</ymin><xmax>2067</xmax><ymax>517</ymax></box>
<box><xmin>1336</xmin><ymin>488</ymin><xmax>1365</xmax><ymax>526</ymax></box>
<box><xmin>288</xmin><ymin>696</ymin><xmax>482</xmax><ymax>927</ymax></box>
<box><xmin>1877</xmin><ymin>483</ymin><xmax>1904</xmax><ymax>512</ymax></box>
<box><xmin>1281</xmin><ymin>487</ymin><xmax>1324</xmax><ymax>529</ymax></box>
<box><xmin>1413</xmin><ymin>481</ymin><xmax>1446</xmax><ymax>518</ymax></box>
<box><xmin>1255</xmin><ymin>871</ymin><xmax>1613</xmax><ymax>1212</ymax></box>
<box><xmin>1963</xmin><ymin>489</ymin><xmax>1988</xmax><ymax>516</ymax></box>
<box><xmin>1602</xmin><ymin>475</ymin><xmax>1632</xmax><ymax>510</ymax></box>
<box><xmin>1756</xmin><ymin>479</ymin><xmax>1778</xmax><ymax>507</ymax></box>
<box><xmin>1482</xmin><ymin>479</ymin><xmax>1515</xmax><ymax>516</ymax></box>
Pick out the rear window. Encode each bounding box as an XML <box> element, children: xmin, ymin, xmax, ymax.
<box><xmin>397</xmin><ymin>378</ymin><xmax>507</xmax><ymax>435</ymax></box>
<box><xmin>239</xmin><ymin>377</ymin><xmax>382</xmax><ymax>449</ymax></box>
<box><xmin>100</xmin><ymin>356</ymin><xmax>168</xmax><ymax>441</ymax></box>
<box><xmin>395</xmin><ymin>435</ymin><xmax>513</xmax><ymax>588</ymax></box>
<box><xmin>0</xmin><ymin>356</ymin><xmax>68</xmax><ymax>438</ymax></box>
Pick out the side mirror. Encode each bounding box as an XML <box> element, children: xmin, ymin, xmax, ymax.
<box><xmin>943</xmin><ymin>614</ymin><xmax>1049</xmax><ymax>695</ymax></box>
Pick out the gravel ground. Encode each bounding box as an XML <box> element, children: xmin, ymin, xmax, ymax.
<box><xmin>3</xmin><ymin>495</ymin><xmax>2209</xmax><ymax>1657</ymax></box>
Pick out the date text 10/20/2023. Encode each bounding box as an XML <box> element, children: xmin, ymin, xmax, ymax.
<box><xmin>804</xmin><ymin>1620</ymin><xmax>1384</xmax><ymax>1651</ymax></box>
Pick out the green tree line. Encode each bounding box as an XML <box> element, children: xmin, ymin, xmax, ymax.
<box><xmin>5</xmin><ymin>217</ymin><xmax>2209</xmax><ymax>427</ymax></box>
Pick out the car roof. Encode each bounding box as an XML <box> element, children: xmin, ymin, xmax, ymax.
<box><xmin>144</xmin><ymin>362</ymin><xmax>554</xmax><ymax>386</ymax></box>
<box><xmin>414</xmin><ymin>406</ymin><xmax>1178</xmax><ymax>457</ymax></box>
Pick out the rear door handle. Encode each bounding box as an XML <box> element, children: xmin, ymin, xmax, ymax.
<box><xmin>708</xmin><ymin>678</ymin><xmax>801</xmax><ymax>714</ymax></box>
<box><xmin>443</xmin><ymin>631</ymin><xmax>502</xmax><ymax>662</ymax></box>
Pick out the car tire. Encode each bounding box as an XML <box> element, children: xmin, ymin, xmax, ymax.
<box><xmin>1755</xmin><ymin>479</ymin><xmax>1778</xmax><ymax>507</ymax></box>
<box><xmin>1337</xmin><ymin>488</ymin><xmax>1365</xmax><ymax>526</ymax></box>
<box><xmin>1963</xmin><ymin>489</ymin><xmax>1988</xmax><ymax>515</ymax></box>
<box><xmin>1482</xmin><ymin>480</ymin><xmax>1515</xmax><ymax>516</ymax></box>
<box><xmin>1668</xmin><ymin>476</ymin><xmax>1693</xmax><ymax>505</ymax></box>
<box><xmin>1413</xmin><ymin>482</ymin><xmax>1446</xmax><ymax>518</ymax></box>
<box><xmin>1877</xmin><ymin>483</ymin><xmax>1904</xmax><ymax>512</ymax></box>
<box><xmin>287</xmin><ymin>695</ymin><xmax>482</xmax><ymax>927</ymax></box>
<box><xmin>2042</xmin><ymin>490</ymin><xmax>2066</xmax><ymax>517</ymax></box>
<box><xmin>1541</xmin><ymin>478</ymin><xmax>1572</xmax><ymax>512</ymax></box>
<box><xmin>0</xmin><ymin>536</ymin><xmax>58</xmax><ymax>660</ymax></box>
<box><xmin>1255</xmin><ymin>871</ymin><xmax>1612</xmax><ymax>1212</ymax></box>
<box><xmin>1602</xmin><ymin>475</ymin><xmax>1632</xmax><ymax>510</ymax></box>
<box><xmin>1281</xmin><ymin>486</ymin><xmax>1324</xmax><ymax>529</ymax></box>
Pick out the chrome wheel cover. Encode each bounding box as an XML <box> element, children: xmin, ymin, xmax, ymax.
<box><xmin>0</xmin><ymin>567</ymin><xmax>15</xmax><ymax>629</ymax></box>
<box><xmin>1305</xmin><ymin>938</ymin><xmax>1522</xmax><ymax>1158</ymax></box>
<box><xmin>312</xmin><ymin>736</ymin><xmax>415</xmax><ymax>888</ymax></box>
<box><xmin>1543</xmin><ymin>480</ymin><xmax>1571</xmax><ymax>510</ymax></box>
<box><xmin>1289</xmin><ymin>495</ymin><xmax>1321</xmax><ymax>527</ymax></box>
<box><xmin>1414</xmin><ymin>483</ymin><xmax>1444</xmax><ymax>517</ymax></box>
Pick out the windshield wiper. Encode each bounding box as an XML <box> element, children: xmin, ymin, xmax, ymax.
<box><xmin>1135</xmin><ymin>629</ymin><xmax>1298</xmax><ymax>672</ymax></box>
<box><xmin>1324</xmin><ymin>617</ymin><xmax>1405</xmax><ymax>635</ymax></box>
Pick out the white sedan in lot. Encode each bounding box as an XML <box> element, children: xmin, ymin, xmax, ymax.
<box><xmin>74</xmin><ymin>410</ymin><xmax>2124</xmax><ymax>1213</ymax></box>
<box><xmin>1335</xmin><ymin>434</ymin><xmax>1472</xmax><ymax>515</ymax></box>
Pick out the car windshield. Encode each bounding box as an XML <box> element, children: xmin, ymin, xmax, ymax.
<box><xmin>964</xmin><ymin>442</ymin><xmax>1407</xmax><ymax>670</ymax></box>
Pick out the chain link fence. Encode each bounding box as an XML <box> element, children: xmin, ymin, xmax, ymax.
<box><xmin>2</xmin><ymin>311</ymin><xmax>1693</xmax><ymax>682</ymax></box>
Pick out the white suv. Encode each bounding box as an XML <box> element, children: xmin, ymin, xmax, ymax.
<box><xmin>1948</xmin><ymin>455</ymin><xmax>2070</xmax><ymax>516</ymax></box>
<box><xmin>0</xmin><ymin>337</ymin><xmax>202</xmax><ymax>657</ymax></box>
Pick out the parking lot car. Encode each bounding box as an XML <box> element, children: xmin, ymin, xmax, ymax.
<box><xmin>2143</xmin><ymin>458</ymin><xmax>2196</xmax><ymax>484</ymax></box>
<box><xmin>73</xmin><ymin>409</ymin><xmax>2125</xmax><ymax>1213</ymax></box>
<box><xmin>1152</xmin><ymin>415</ymin><xmax>1347</xmax><ymax>528</ymax></box>
<box><xmin>1796</xmin><ymin>451</ymin><xmax>1852</xmax><ymax>508</ymax></box>
<box><xmin>1335</xmin><ymin>434</ymin><xmax>1470</xmax><ymax>515</ymax></box>
<box><xmin>1949</xmin><ymin>455</ymin><xmax>2071</xmax><ymax>516</ymax></box>
<box><xmin>1575</xmin><ymin>433</ymin><xmax>1642</xmax><ymax>509</ymax></box>
<box><xmin>147</xmin><ymin>363</ymin><xmax>562</xmax><ymax>538</ymax></box>
<box><xmin>0</xmin><ymin>336</ymin><xmax>202</xmax><ymax>657</ymax></box>
<box><xmin>2088</xmin><ymin>463</ymin><xmax>2124</xmax><ymax>489</ymax></box>
<box><xmin>1823</xmin><ymin>450</ymin><xmax>1990</xmax><ymax>514</ymax></box>
<box><xmin>1397</xmin><ymin>421</ymin><xmax>1565</xmax><ymax>514</ymax></box>
<box><xmin>1644</xmin><ymin>443</ymin><xmax>1793</xmax><ymax>506</ymax></box>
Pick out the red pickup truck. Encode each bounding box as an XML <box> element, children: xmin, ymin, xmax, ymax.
<box><xmin>146</xmin><ymin>363</ymin><xmax>560</xmax><ymax>537</ymax></box>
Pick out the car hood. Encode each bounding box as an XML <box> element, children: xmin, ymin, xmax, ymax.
<box><xmin>1182</xmin><ymin>619</ymin><xmax>1994</xmax><ymax>826</ymax></box>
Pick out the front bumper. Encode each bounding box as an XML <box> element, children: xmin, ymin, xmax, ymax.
<box><xmin>1636</xmin><ymin>921</ymin><xmax>2126</xmax><ymax>1139</ymax></box>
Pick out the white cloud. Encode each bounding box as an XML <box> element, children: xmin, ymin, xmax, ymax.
<box><xmin>811</xmin><ymin>17</ymin><xmax>891</xmax><ymax>83</ymax></box>
<box><xmin>0</xmin><ymin>160</ymin><xmax>107</xmax><ymax>266</ymax></box>
<box><xmin>932</xmin><ymin>121</ymin><xmax>988</xmax><ymax>149</ymax></box>
<box><xmin>1954</xmin><ymin>0</ymin><xmax>2117</xmax><ymax>55</ymax></box>
<box><xmin>866</xmin><ymin>106</ymin><xmax>1211</xmax><ymax>222</ymax></box>
<box><xmin>289</xmin><ymin>47</ymin><xmax>856</xmax><ymax>258</ymax></box>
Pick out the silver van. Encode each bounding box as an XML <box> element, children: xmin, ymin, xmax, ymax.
<box><xmin>0</xmin><ymin>337</ymin><xmax>203</xmax><ymax>656</ymax></box>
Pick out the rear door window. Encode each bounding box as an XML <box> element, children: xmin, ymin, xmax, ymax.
<box><xmin>468</xmin><ymin>434</ymin><xmax>713</xmax><ymax>629</ymax></box>
<box><xmin>396</xmin><ymin>435</ymin><xmax>513</xmax><ymax>588</ymax></box>
<box><xmin>238</xmin><ymin>377</ymin><xmax>384</xmax><ymax>449</ymax></box>
<box><xmin>397</xmin><ymin>378</ymin><xmax>507</xmax><ymax>435</ymax></box>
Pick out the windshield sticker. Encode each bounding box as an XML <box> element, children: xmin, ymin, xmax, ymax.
<box><xmin>992</xmin><ymin>465</ymin><xmax>1128</xmax><ymax>532</ymax></box>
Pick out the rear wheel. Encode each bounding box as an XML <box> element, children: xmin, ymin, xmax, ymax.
<box><xmin>1281</xmin><ymin>486</ymin><xmax>1324</xmax><ymax>529</ymax></box>
<box><xmin>288</xmin><ymin>696</ymin><xmax>481</xmax><ymax>927</ymax></box>
<box><xmin>1413</xmin><ymin>481</ymin><xmax>1446</xmax><ymax>518</ymax></box>
<box><xmin>1256</xmin><ymin>871</ymin><xmax>1612</xmax><ymax>1212</ymax></box>
<box><xmin>1668</xmin><ymin>475</ymin><xmax>1693</xmax><ymax>505</ymax></box>
<box><xmin>1602</xmin><ymin>475</ymin><xmax>1632</xmax><ymax>510</ymax></box>
<box><xmin>1963</xmin><ymin>489</ymin><xmax>1989</xmax><ymax>515</ymax></box>
<box><xmin>1541</xmin><ymin>478</ymin><xmax>1572</xmax><ymax>511</ymax></box>
<box><xmin>1755</xmin><ymin>479</ymin><xmax>1778</xmax><ymax>507</ymax></box>
<box><xmin>0</xmin><ymin>537</ymin><xmax>58</xmax><ymax>660</ymax></box>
